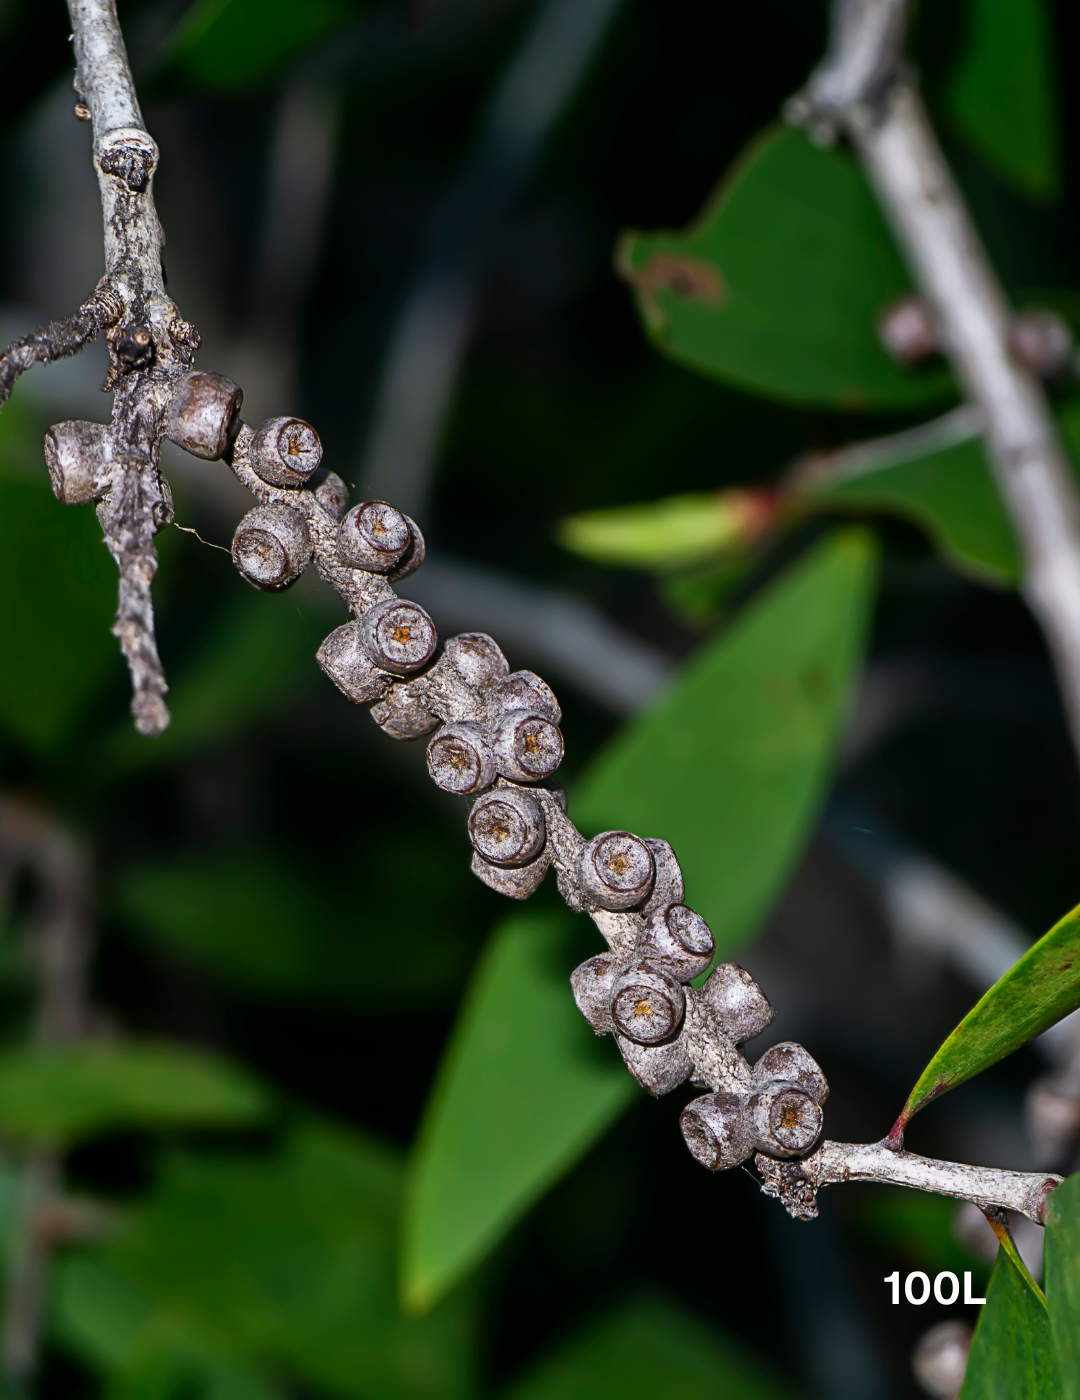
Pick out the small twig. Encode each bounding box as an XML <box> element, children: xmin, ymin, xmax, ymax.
<box><xmin>0</xmin><ymin>798</ymin><xmax>93</xmax><ymax>1384</ymax></box>
<box><xmin>790</xmin><ymin>0</ymin><xmax>1080</xmax><ymax>769</ymax></box>
<box><xmin>784</xmin><ymin>405</ymin><xmax>982</xmax><ymax>493</ymax></box>
<box><xmin>756</xmin><ymin>1140</ymin><xmax>1062</xmax><ymax>1224</ymax></box>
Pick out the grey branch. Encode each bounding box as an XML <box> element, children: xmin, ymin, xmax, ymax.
<box><xmin>757</xmin><ymin>1140</ymin><xmax>1062</xmax><ymax>1225</ymax></box>
<box><xmin>0</xmin><ymin>798</ymin><xmax>93</xmax><ymax>1383</ymax></box>
<box><xmin>790</xmin><ymin>0</ymin><xmax>1080</xmax><ymax>770</ymax></box>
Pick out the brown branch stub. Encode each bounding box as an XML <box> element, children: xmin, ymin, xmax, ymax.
<box><xmin>755</xmin><ymin>1140</ymin><xmax>1063</xmax><ymax>1224</ymax></box>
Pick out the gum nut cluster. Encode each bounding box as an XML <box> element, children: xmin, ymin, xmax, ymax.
<box><xmin>162</xmin><ymin>370</ymin><xmax>826</xmax><ymax>1176</ymax></box>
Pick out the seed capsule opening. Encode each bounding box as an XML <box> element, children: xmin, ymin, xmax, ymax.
<box><xmin>578</xmin><ymin>831</ymin><xmax>655</xmax><ymax>910</ymax></box>
<box><xmin>231</xmin><ymin>504</ymin><xmax>311</xmax><ymax>592</ymax></box>
<box><xmin>251</xmin><ymin>416</ymin><xmax>322</xmax><ymax>487</ymax></box>
<box><xmin>611</xmin><ymin>964</ymin><xmax>684</xmax><ymax>1044</ymax></box>
<box><xmin>468</xmin><ymin>788</ymin><xmax>546</xmax><ymax>867</ymax></box>
<box><xmin>338</xmin><ymin>500</ymin><xmax>412</xmax><ymax>571</ymax></box>
<box><xmin>491</xmin><ymin>710</ymin><xmax>564</xmax><ymax>782</ymax></box>
<box><xmin>679</xmin><ymin>1093</ymin><xmax>754</xmax><ymax>1171</ymax></box>
<box><xmin>427</xmin><ymin>723</ymin><xmax>495</xmax><ymax>794</ymax></box>
<box><xmin>359</xmin><ymin>598</ymin><xmax>437</xmax><ymax>674</ymax></box>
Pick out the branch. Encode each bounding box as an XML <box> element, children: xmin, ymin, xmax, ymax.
<box><xmin>790</xmin><ymin>0</ymin><xmax>1080</xmax><ymax>770</ymax></box>
<box><xmin>756</xmin><ymin>1140</ymin><xmax>1062</xmax><ymax>1224</ymax></box>
<box><xmin>0</xmin><ymin>798</ymin><xmax>93</xmax><ymax>1384</ymax></box>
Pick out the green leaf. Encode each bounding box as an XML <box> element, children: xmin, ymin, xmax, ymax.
<box><xmin>558</xmin><ymin>490</ymin><xmax>773</xmax><ymax>573</ymax></box>
<box><xmin>86</xmin><ymin>1121</ymin><xmax>475</xmax><ymax>1400</ymax></box>
<box><xmin>576</xmin><ymin>530</ymin><xmax>877</xmax><ymax>954</ymax></box>
<box><xmin>0</xmin><ymin>403</ymin><xmax>118</xmax><ymax>751</ymax></box>
<box><xmin>803</xmin><ymin>429</ymin><xmax>1020</xmax><ymax>588</ymax></box>
<box><xmin>896</xmin><ymin>904</ymin><xmax>1080</xmax><ymax>1137</ymax></box>
<box><xmin>0</xmin><ymin>1043</ymin><xmax>272</xmax><ymax>1144</ymax></box>
<box><xmin>402</xmin><ymin>913</ymin><xmax>634</xmax><ymax>1315</ymax></box>
<box><xmin>1045</xmin><ymin>1173</ymin><xmax>1080</xmax><ymax>1398</ymax></box>
<box><xmin>501</xmin><ymin>1295</ymin><xmax>794</xmax><ymax>1400</ymax></box>
<box><xmin>157</xmin><ymin>0</ymin><xmax>357</xmax><ymax>91</ymax></box>
<box><xmin>96</xmin><ymin>592</ymin><xmax>324</xmax><ymax>777</ymax></box>
<box><xmin>946</xmin><ymin>0</ymin><xmax>1060</xmax><ymax>201</ymax></box>
<box><xmin>114</xmin><ymin>846</ymin><xmax>479</xmax><ymax>1008</ymax></box>
<box><xmin>618</xmin><ymin>125</ymin><xmax>953</xmax><ymax>410</ymax></box>
<box><xmin>959</xmin><ymin>1246</ymin><xmax>1059</xmax><ymax>1399</ymax></box>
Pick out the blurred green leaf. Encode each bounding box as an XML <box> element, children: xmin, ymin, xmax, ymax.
<box><xmin>946</xmin><ymin>0</ymin><xmax>1059</xmax><ymax>200</ymax></box>
<box><xmin>1044</xmin><ymin>1173</ymin><xmax>1080</xmax><ymax>1396</ymax></box>
<box><xmin>851</xmin><ymin>1187</ymin><xmax>989</xmax><ymax>1282</ymax></box>
<box><xmin>79</xmin><ymin>1121</ymin><xmax>475</xmax><ymax>1400</ymax></box>
<box><xmin>558</xmin><ymin>489</ymin><xmax>774</xmax><ymax>573</ymax></box>
<box><xmin>960</xmin><ymin>1247</ymin><xmax>1058</xmax><ymax>1399</ymax></box>
<box><xmin>897</xmin><ymin>903</ymin><xmax>1080</xmax><ymax>1137</ymax></box>
<box><xmin>501</xmin><ymin>1295</ymin><xmax>794</xmax><ymax>1400</ymax></box>
<box><xmin>576</xmin><ymin>530</ymin><xmax>877</xmax><ymax>954</ymax></box>
<box><xmin>618</xmin><ymin>126</ymin><xmax>952</xmax><ymax>410</ymax></box>
<box><xmin>0</xmin><ymin>1043</ymin><xmax>272</xmax><ymax>1144</ymax></box>
<box><xmin>0</xmin><ymin>402</ymin><xmax>118</xmax><ymax>751</ymax></box>
<box><xmin>114</xmin><ymin>845</ymin><xmax>477</xmax><ymax>1008</ymax></box>
<box><xmin>157</xmin><ymin>0</ymin><xmax>357</xmax><ymax>91</ymax></box>
<box><xmin>97</xmin><ymin>592</ymin><xmax>324</xmax><ymax>777</ymax></box>
<box><xmin>804</xmin><ymin>431</ymin><xmax>1020</xmax><ymax>587</ymax></box>
<box><xmin>402</xmin><ymin>912</ymin><xmax>634</xmax><ymax>1315</ymax></box>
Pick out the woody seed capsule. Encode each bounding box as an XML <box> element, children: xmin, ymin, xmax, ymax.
<box><xmin>747</xmin><ymin>1085</ymin><xmax>823</xmax><ymax>1157</ymax></box>
<box><xmin>165</xmin><ymin>371</ymin><xmax>243</xmax><ymax>460</ymax></box>
<box><xmin>468</xmin><ymin>787</ymin><xmax>546</xmax><ymax>866</ymax></box>
<box><xmin>680</xmin><ymin>1093</ymin><xmax>755</xmax><ymax>1171</ymax></box>
<box><xmin>570</xmin><ymin>954</ymin><xmax>618</xmax><ymax>1034</ymax></box>
<box><xmin>359</xmin><ymin>598</ymin><xmax>437</xmax><ymax>674</ymax></box>
<box><xmin>44</xmin><ymin>421</ymin><xmax>113</xmax><ymax>504</ymax></box>
<box><xmin>877</xmin><ymin>296</ymin><xmax>938</xmax><ymax>365</ymax></box>
<box><xmin>317</xmin><ymin>622</ymin><xmax>390</xmax><ymax>704</ymax></box>
<box><xmin>310</xmin><ymin>469</ymin><xmax>349</xmax><ymax>522</ymax></box>
<box><xmin>616</xmin><ymin>1034</ymin><xmax>693</xmax><ymax>1096</ymax></box>
<box><xmin>427</xmin><ymin>722</ymin><xmax>496</xmax><ymax>794</ymax></box>
<box><xmin>611</xmin><ymin>961</ymin><xmax>685</xmax><ymax>1044</ymax></box>
<box><xmin>753</xmin><ymin>1042</ymin><xmax>828</xmax><ymax>1103</ymax></box>
<box><xmin>338</xmin><ymin>500</ymin><xmax>412</xmax><ymax>571</ymax></box>
<box><xmin>643</xmin><ymin>904</ymin><xmax>715</xmax><ymax>981</ymax></box>
<box><xmin>250</xmin><ymin>416</ymin><xmax>322</xmax><ymax>487</ymax></box>
<box><xmin>489</xmin><ymin>670</ymin><xmax>561</xmax><ymax>724</ymax></box>
<box><xmin>491</xmin><ymin>710</ymin><xmax>564</xmax><ymax>782</ymax></box>
<box><xmin>699</xmin><ymin>963</ymin><xmax>774</xmax><ymax>1043</ymax></box>
<box><xmin>577</xmin><ymin>831</ymin><xmax>655</xmax><ymax>910</ymax></box>
<box><xmin>370</xmin><ymin>684</ymin><xmax>438</xmax><ymax>739</ymax></box>
<box><xmin>444</xmin><ymin>633</ymin><xmax>509</xmax><ymax>690</ymax></box>
<box><xmin>232</xmin><ymin>503</ymin><xmax>311</xmax><ymax>591</ymax></box>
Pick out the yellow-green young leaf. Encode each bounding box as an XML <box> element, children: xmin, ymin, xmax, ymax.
<box><xmin>77</xmin><ymin>1121</ymin><xmax>476</xmax><ymax>1400</ymax></box>
<box><xmin>156</xmin><ymin>0</ymin><xmax>357</xmax><ymax>91</ymax></box>
<box><xmin>558</xmin><ymin>489</ymin><xmax>775</xmax><ymax>573</ymax></box>
<box><xmin>895</xmin><ymin>904</ymin><xmax>1080</xmax><ymax>1139</ymax></box>
<box><xmin>0</xmin><ymin>1043</ymin><xmax>272</xmax><ymax>1144</ymax></box>
<box><xmin>618</xmin><ymin>125</ymin><xmax>953</xmax><ymax>410</ymax></box>
<box><xmin>402</xmin><ymin>913</ymin><xmax>634</xmax><ymax>1315</ymax></box>
<box><xmin>946</xmin><ymin>0</ymin><xmax>1060</xmax><ymax>201</ymax></box>
<box><xmin>959</xmin><ymin>1247</ymin><xmax>1058</xmax><ymax>1400</ymax></box>
<box><xmin>803</xmin><ymin>432</ymin><xmax>1021</xmax><ymax>588</ymax></box>
<box><xmin>1044</xmin><ymin>1173</ymin><xmax>1080</xmax><ymax>1398</ymax></box>
<box><xmin>502</xmin><ymin>1296</ymin><xmax>794</xmax><ymax>1400</ymax></box>
<box><xmin>576</xmin><ymin>530</ymin><xmax>877</xmax><ymax>954</ymax></box>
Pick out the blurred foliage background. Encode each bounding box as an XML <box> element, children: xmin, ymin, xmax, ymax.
<box><xmin>2</xmin><ymin>0</ymin><xmax>1080</xmax><ymax>1396</ymax></box>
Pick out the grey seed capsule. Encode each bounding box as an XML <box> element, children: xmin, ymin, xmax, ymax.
<box><xmin>699</xmin><ymin>963</ymin><xmax>774</xmax><ymax>1044</ymax></box>
<box><xmin>877</xmin><ymin>296</ymin><xmax>938</xmax><ymax>365</ymax></box>
<box><xmin>611</xmin><ymin>961</ymin><xmax>685</xmax><ymax>1044</ymax></box>
<box><xmin>489</xmin><ymin>670</ymin><xmax>561</xmax><ymax>724</ymax></box>
<box><xmin>370</xmin><ymin>683</ymin><xmax>438</xmax><ymax>739</ymax></box>
<box><xmin>570</xmin><ymin>954</ymin><xmax>618</xmax><ymax>1034</ymax></box>
<box><xmin>748</xmin><ymin>1085</ymin><xmax>823</xmax><ymax>1157</ymax></box>
<box><xmin>444</xmin><ymin>633</ymin><xmax>508</xmax><ymax>690</ymax></box>
<box><xmin>643</xmin><ymin>904</ymin><xmax>715</xmax><ymax>981</ymax></box>
<box><xmin>617</xmin><ymin>1034</ymin><xmax>693</xmax><ymax>1096</ymax></box>
<box><xmin>428</xmin><ymin>722</ymin><xmax>496</xmax><ymax>794</ymax></box>
<box><xmin>680</xmin><ymin>1093</ymin><xmax>755</xmax><ymax>1171</ymax></box>
<box><xmin>250</xmin><ymin>416</ymin><xmax>322</xmax><ymax>487</ymax></box>
<box><xmin>577</xmin><ymin>831</ymin><xmax>656</xmax><ymax>911</ymax></box>
<box><xmin>753</xmin><ymin>1042</ymin><xmax>828</xmax><ymax>1104</ymax></box>
<box><xmin>358</xmin><ymin>598</ymin><xmax>437</xmax><ymax>674</ymax></box>
<box><xmin>641</xmin><ymin>839</ymin><xmax>684</xmax><ymax>913</ymax></box>
<box><xmin>338</xmin><ymin>500</ymin><xmax>411</xmax><ymax>572</ymax></box>
<box><xmin>317</xmin><ymin>622</ymin><xmax>390</xmax><ymax>704</ymax></box>
<box><xmin>385</xmin><ymin>514</ymin><xmax>426</xmax><ymax>581</ymax></box>
<box><xmin>470</xmin><ymin>847</ymin><xmax>551</xmax><ymax>899</ymax></box>
<box><xmin>165</xmin><ymin>371</ymin><xmax>243</xmax><ymax>460</ymax></box>
<box><xmin>310</xmin><ymin>469</ymin><xmax>348</xmax><ymax>522</ymax></box>
<box><xmin>44</xmin><ymin>421</ymin><xmax>113</xmax><ymax>504</ymax></box>
<box><xmin>232</xmin><ymin>503</ymin><xmax>311</xmax><ymax>591</ymax></box>
<box><xmin>1010</xmin><ymin>310</ymin><xmax>1074</xmax><ymax>380</ymax></box>
<box><xmin>491</xmin><ymin>710</ymin><xmax>564</xmax><ymax>783</ymax></box>
<box><xmin>468</xmin><ymin>787</ymin><xmax>546</xmax><ymax>867</ymax></box>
